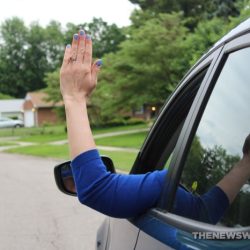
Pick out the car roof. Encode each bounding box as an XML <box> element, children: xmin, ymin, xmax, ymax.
<box><xmin>210</xmin><ymin>17</ymin><xmax>250</xmax><ymax>51</ymax></box>
<box><xmin>187</xmin><ymin>17</ymin><xmax>250</xmax><ymax>76</ymax></box>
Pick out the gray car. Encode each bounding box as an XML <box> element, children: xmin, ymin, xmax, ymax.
<box><xmin>0</xmin><ymin>117</ymin><xmax>24</xmax><ymax>128</ymax></box>
<box><xmin>54</xmin><ymin>18</ymin><xmax>250</xmax><ymax>250</ymax></box>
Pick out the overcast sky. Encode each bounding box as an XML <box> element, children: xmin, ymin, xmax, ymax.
<box><xmin>0</xmin><ymin>0</ymin><xmax>138</xmax><ymax>28</ymax></box>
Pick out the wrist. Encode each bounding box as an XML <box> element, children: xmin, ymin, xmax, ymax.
<box><xmin>63</xmin><ymin>96</ymin><xmax>88</xmax><ymax>106</ymax></box>
<box><xmin>236</xmin><ymin>156</ymin><xmax>250</xmax><ymax>178</ymax></box>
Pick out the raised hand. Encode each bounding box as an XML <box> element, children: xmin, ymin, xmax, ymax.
<box><xmin>60</xmin><ymin>30</ymin><xmax>102</xmax><ymax>103</ymax></box>
<box><xmin>243</xmin><ymin>133</ymin><xmax>250</xmax><ymax>156</ymax></box>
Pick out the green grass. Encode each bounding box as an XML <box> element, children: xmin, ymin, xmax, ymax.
<box><xmin>95</xmin><ymin>131</ymin><xmax>148</xmax><ymax>149</ymax></box>
<box><xmin>0</xmin><ymin>125</ymin><xmax>66</xmax><ymax>138</ymax></box>
<box><xmin>6</xmin><ymin>144</ymin><xmax>70</xmax><ymax>159</ymax></box>
<box><xmin>4</xmin><ymin>123</ymin><xmax>147</xmax><ymax>172</ymax></box>
<box><xmin>0</xmin><ymin>124</ymin><xmax>148</xmax><ymax>144</ymax></box>
<box><xmin>18</xmin><ymin>133</ymin><xmax>67</xmax><ymax>143</ymax></box>
<box><xmin>92</xmin><ymin>124</ymin><xmax>148</xmax><ymax>134</ymax></box>
<box><xmin>0</xmin><ymin>141</ymin><xmax>19</xmax><ymax>146</ymax></box>
<box><xmin>99</xmin><ymin>150</ymin><xmax>137</xmax><ymax>172</ymax></box>
<box><xmin>5</xmin><ymin>144</ymin><xmax>137</xmax><ymax>172</ymax></box>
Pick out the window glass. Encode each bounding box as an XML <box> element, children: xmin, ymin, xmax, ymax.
<box><xmin>159</xmin><ymin>69</ymin><xmax>208</xmax><ymax>170</ymax></box>
<box><xmin>177</xmin><ymin>48</ymin><xmax>250</xmax><ymax>227</ymax></box>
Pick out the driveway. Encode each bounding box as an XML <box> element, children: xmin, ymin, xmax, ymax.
<box><xmin>0</xmin><ymin>153</ymin><xmax>105</xmax><ymax>250</ymax></box>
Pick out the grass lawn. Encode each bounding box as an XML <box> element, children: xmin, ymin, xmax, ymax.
<box><xmin>6</xmin><ymin>144</ymin><xmax>70</xmax><ymax>159</ymax></box>
<box><xmin>99</xmin><ymin>150</ymin><xmax>137</xmax><ymax>172</ymax></box>
<box><xmin>0</xmin><ymin>125</ymin><xmax>65</xmax><ymax>138</ymax></box>
<box><xmin>0</xmin><ymin>141</ymin><xmax>19</xmax><ymax>146</ymax></box>
<box><xmin>3</xmin><ymin>123</ymin><xmax>148</xmax><ymax>172</ymax></box>
<box><xmin>95</xmin><ymin>131</ymin><xmax>148</xmax><ymax>149</ymax></box>
<box><xmin>18</xmin><ymin>133</ymin><xmax>67</xmax><ymax>143</ymax></box>
<box><xmin>92</xmin><ymin>124</ymin><xmax>148</xmax><ymax>134</ymax></box>
<box><xmin>5</xmin><ymin>144</ymin><xmax>136</xmax><ymax>172</ymax></box>
<box><xmin>0</xmin><ymin>124</ymin><xmax>148</xmax><ymax>144</ymax></box>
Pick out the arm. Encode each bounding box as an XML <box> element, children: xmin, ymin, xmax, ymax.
<box><xmin>216</xmin><ymin>135</ymin><xmax>250</xmax><ymax>204</ymax></box>
<box><xmin>60</xmin><ymin>30</ymin><xmax>249</xmax><ymax>222</ymax></box>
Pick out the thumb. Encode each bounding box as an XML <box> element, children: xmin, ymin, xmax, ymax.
<box><xmin>92</xmin><ymin>59</ymin><xmax>102</xmax><ymax>84</ymax></box>
<box><xmin>243</xmin><ymin>133</ymin><xmax>250</xmax><ymax>155</ymax></box>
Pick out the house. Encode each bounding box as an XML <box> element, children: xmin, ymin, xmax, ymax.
<box><xmin>132</xmin><ymin>103</ymin><xmax>162</xmax><ymax>120</ymax></box>
<box><xmin>0</xmin><ymin>99</ymin><xmax>24</xmax><ymax>120</ymax></box>
<box><xmin>23</xmin><ymin>91</ymin><xmax>63</xmax><ymax>127</ymax></box>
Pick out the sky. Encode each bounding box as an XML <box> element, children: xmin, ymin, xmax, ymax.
<box><xmin>0</xmin><ymin>0</ymin><xmax>138</xmax><ymax>28</ymax></box>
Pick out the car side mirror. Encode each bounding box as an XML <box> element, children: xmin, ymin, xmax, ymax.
<box><xmin>54</xmin><ymin>156</ymin><xmax>116</xmax><ymax>196</ymax></box>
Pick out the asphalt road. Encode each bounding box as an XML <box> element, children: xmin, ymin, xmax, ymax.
<box><xmin>0</xmin><ymin>153</ymin><xmax>105</xmax><ymax>250</ymax></box>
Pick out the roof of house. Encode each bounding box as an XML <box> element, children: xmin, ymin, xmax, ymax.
<box><xmin>25</xmin><ymin>91</ymin><xmax>63</xmax><ymax>108</ymax></box>
<box><xmin>0</xmin><ymin>99</ymin><xmax>24</xmax><ymax>113</ymax></box>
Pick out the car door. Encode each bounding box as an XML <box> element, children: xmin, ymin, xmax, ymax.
<box><xmin>101</xmin><ymin>42</ymin><xmax>219</xmax><ymax>250</ymax></box>
<box><xmin>133</xmin><ymin>32</ymin><xmax>250</xmax><ymax>249</ymax></box>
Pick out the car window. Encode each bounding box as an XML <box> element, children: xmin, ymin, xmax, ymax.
<box><xmin>176</xmin><ymin>47</ymin><xmax>250</xmax><ymax>227</ymax></box>
<box><xmin>158</xmin><ymin>68</ymin><xmax>208</xmax><ymax>171</ymax></box>
<box><xmin>132</xmin><ymin>65</ymin><xmax>210</xmax><ymax>175</ymax></box>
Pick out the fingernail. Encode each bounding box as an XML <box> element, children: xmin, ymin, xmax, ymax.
<box><xmin>79</xmin><ymin>30</ymin><xmax>85</xmax><ymax>36</ymax></box>
<box><xmin>66</xmin><ymin>44</ymin><xmax>71</xmax><ymax>48</ymax></box>
<box><xmin>73</xmin><ymin>34</ymin><xmax>79</xmax><ymax>40</ymax></box>
<box><xmin>86</xmin><ymin>34</ymin><xmax>91</xmax><ymax>40</ymax></box>
<box><xmin>96</xmin><ymin>59</ymin><xmax>103</xmax><ymax>67</ymax></box>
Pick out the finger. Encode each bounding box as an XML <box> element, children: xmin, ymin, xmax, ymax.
<box><xmin>77</xmin><ymin>30</ymin><xmax>85</xmax><ymax>63</ymax></box>
<box><xmin>83</xmin><ymin>34</ymin><xmax>92</xmax><ymax>68</ymax></box>
<box><xmin>62</xmin><ymin>44</ymin><xmax>72</xmax><ymax>66</ymax></box>
<box><xmin>91</xmin><ymin>59</ymin><xmax>102</xmax><ymax>84</ymax></box>
<box><xmin>71</xmin><ymin>33</ymin><xmax>79</xmax><ymax>61</ymax></box>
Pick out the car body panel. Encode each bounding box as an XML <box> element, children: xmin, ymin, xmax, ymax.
<box><xmin>99</xmin><ymin>19</ymin><xmax>250</xmax><ymax>250</ymax></box>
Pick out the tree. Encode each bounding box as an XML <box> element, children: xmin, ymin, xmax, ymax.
<box><xmin>182</xmin><ymin>136</ymin><xmax>240</xmax><ymax>194</ymax></box>
<box><xmin>129</xmin><ymin>0</ymin><xmax>242</xmax><ymax>29</ymax></box>
<box><xmin>92</xmin><ymin>13</ymin><xmax>189</xmax><ymax>121</ymax></box>
<box><xmin>0</xmin><ymin>18</ymin><xmax>65</xmax><ymax>98</ymax></box>
<box><xmin>64</xmin><ymin>18</ymin><xmax>126</xmax><ymax>58</ymax></box>
<box><xmin>0</xmin><ymin>18</ymin><xmax>29</xmax><ymax>97</ymax></box>
<box><xmin>0</xmin><ymin>93</ymin><xmax>13</xmax><ymax>99</ymax></box>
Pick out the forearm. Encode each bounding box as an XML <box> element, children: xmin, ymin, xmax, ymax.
<box><xmin>64</xmin><ymin>99</ymin><xmax>96</xmax><ymax>159</ymax></box>
<box><xmin>217</xmin><ymin>156</ymin><xmax>250</xmax><ymax>204</ymax></box>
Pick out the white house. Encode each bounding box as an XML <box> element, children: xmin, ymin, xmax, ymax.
<box><xmin>0</xmin><ymin>99</ymin><xmax>24</xmax><ymax>120</ymax></box>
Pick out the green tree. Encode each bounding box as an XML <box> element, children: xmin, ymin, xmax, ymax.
<box><xmin>129</xmin><ymin>0</ymin><xmax>242</xmax><ymax>29</ymax></box>
<box><xmin>0</xmin><ymin>18</ymin><xmax>64</xmax><ymax>97</ymax></box>
<box><xmin>0</xmin><ymin>93</ymin><xmax>13</xmax><ymax>99</ymax></box>
<box><xmin>93</xmin><ymin>13</ymin><xmax>189</xmax><ymax>121</ymax></box>
<box><xmin>0</xmin><ymin>18</ymin><xmax>28</xmax><ymax>97</ymax></box>
<box><xmin>64</xmin><ymin>18</ymin><xmax>126</xmax><ymax>58</ymax></box>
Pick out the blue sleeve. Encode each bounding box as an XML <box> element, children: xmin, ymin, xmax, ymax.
<box><xmin>173</xmin><ymin>185</ymin><xmax>229</xmax><ymax>224</ymax></box>
<box><xmin>71</xmin><ymin>149</ymin><xmax>229</xmax><ymax>222</ymax></box>
<box><xmin>71</xmin><ymin>149</ymin><xmax>165</xmax><ymax>218</ymax></box>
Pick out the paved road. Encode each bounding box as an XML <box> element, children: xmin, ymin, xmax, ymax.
<box><xmin>0</xmin><ymin>153</ymin><xmax>105</xmax><ymax>250</ymax></box>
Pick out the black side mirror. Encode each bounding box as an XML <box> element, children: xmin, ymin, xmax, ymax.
<box><xmin>54</xmin><ymin>156</ymin><xmax>116</xmax><ymax>196</ymax></box>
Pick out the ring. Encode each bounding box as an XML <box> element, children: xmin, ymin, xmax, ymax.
<box><xmin>69</xmin><ymin>56</ymin><xmax>77</xmax><ymax>63</ymax></box>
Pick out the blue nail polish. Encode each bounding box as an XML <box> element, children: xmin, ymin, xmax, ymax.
<box><xmin>86</xmin><ymin>34</ymin><xmax>91</xmax><ymax>40</ymax></box>
<box><xmin>66</xmin><ymin>44</ymin><xmax>71</xmax><ymax>48</ymax></box>
<box><xmin>73</xmin><ymin>34</ymin><xmax>79</xmax><ymax>40</ymax></box>
<box><xmin>79</xmin><ymin>30</ymin><xmax>85</xmax><ymax>36</ymax></box>
<box><xmin>96</xmin><ymin>59</ymin><xmax>103</xmax><ymax>67</ymax></box>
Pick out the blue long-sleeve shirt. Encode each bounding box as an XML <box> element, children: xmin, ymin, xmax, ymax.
<box><xmin>71</xmin><ymin>149</ymin><xmax>229</xmax><ymax>224</ymax></box>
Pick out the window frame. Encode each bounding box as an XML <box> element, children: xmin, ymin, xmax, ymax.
<box><xmin>153</xmin><ymin>32</ymin><xmax>250</xmax><ymax>233</ymax></box>
<box><xmin>130</xmin><ymin>49</ymin><xmax>218</xmax><ymax>175</ymax></box>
